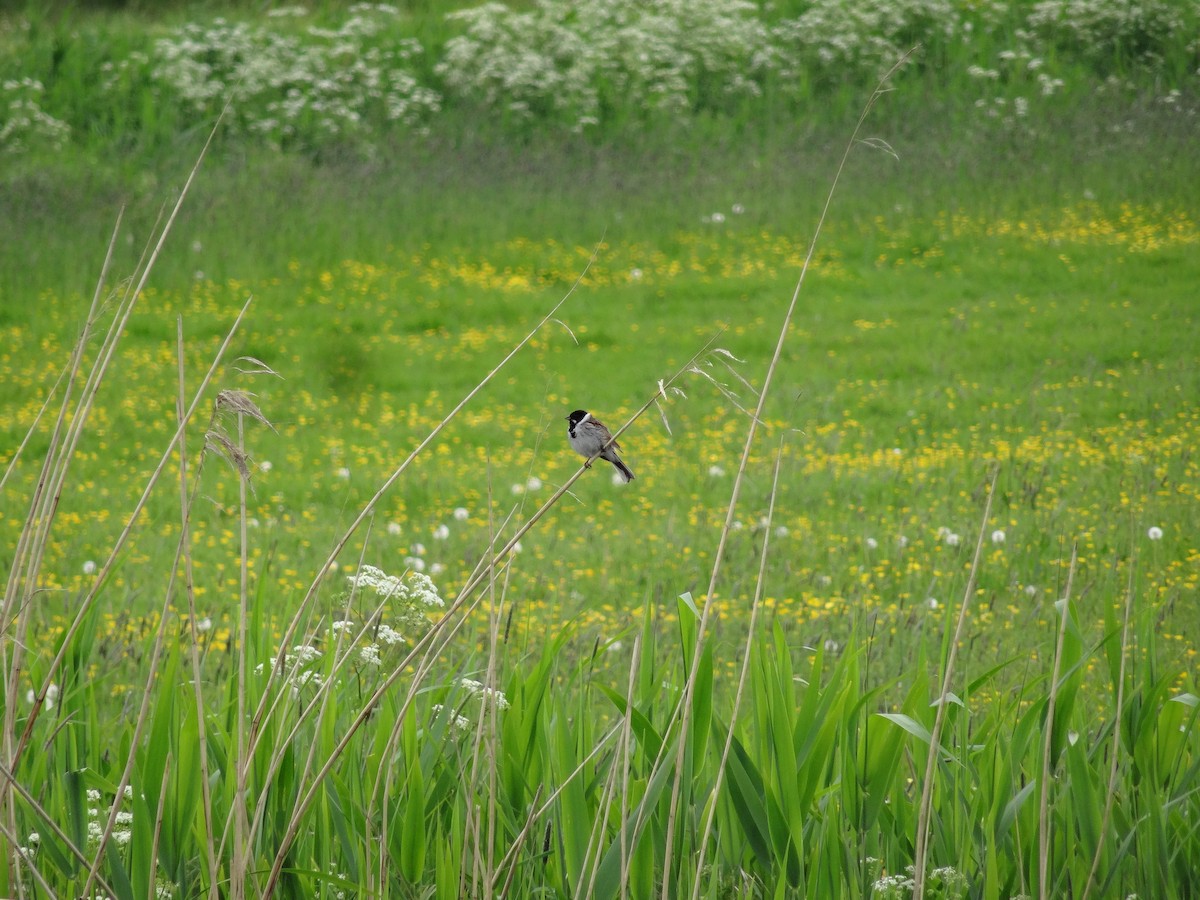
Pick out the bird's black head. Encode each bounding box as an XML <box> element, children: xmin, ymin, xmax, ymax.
<box><xmin>566</xmin><ymin>409</ymin><xmax>589</xmax><ymax>426</ymax></box>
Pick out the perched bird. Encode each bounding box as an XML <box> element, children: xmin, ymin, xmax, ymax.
<box><xmin>565</xmin><ymin>409</ymin><xmax>635</xmax><ymax>483</ymax></box>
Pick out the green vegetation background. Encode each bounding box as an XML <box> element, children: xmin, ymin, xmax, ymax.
<box><xmin>1</xmin><ymin>1</ymin><xmax>1198</xmax><ymax>897</ymax></box>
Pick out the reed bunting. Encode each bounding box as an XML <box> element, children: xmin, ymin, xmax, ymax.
<box><xmin>565</xmin><ymin>409</ymin><xmax>635</xmax><ymax>483</ymax></box>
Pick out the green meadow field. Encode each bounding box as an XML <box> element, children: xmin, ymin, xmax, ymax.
<box><xmin>1</xmin><ymin>1</ymin><xmax>1198</xmax><ymax>897</ymax></box>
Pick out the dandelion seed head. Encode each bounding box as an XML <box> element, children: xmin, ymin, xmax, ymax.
<box><xmin>1147</xmin><ymin>526</ymin><xmax>1163</xmax><ymax>540</ymax></box>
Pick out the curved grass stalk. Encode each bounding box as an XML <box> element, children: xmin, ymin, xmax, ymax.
<box><xmin>241</xmin><ymin>244</ymin><xmax>602</xmax><ymax>771</ymax></box>
<box><xmin>0</xmin><ymin>759</ymin><xmax>117</xmax><ymax>898</ymax></box>
<box><xmin>689</xmin><ymin>439</ymin><xmax>787</xmax><ymax>899</ymax></box>
<box><xmin>1079</xmin><ymin>552</ymin><xmax>1137</xmax><ymax>900</ymax></box>
<box><xmin>173</xmin><ymin>320</ymin><xmax>222</xmax><ymax>898</ymax></box>
<box><xmin>1</xmin><ymin>105</ymin><xmax>232</xmax><ymax>815</ymax></box>
<box><xmin>660</xmin><ymin>52</ymin><xmax>916</xmax><ymax>898</ymax></box>
<box><xmin>1037</xmin><ymin>544</ymin><xmax>1078</xmax><ymax>900</ymax></box>
<box><xmin>911</xmin><ymin>468</ymin><xmax>997</xmax><ymax>898</ymax></box>
<box><xmin>256</xmin><ymin>326</ymin><xmax>723</xmax><ymax>897</ymax></box>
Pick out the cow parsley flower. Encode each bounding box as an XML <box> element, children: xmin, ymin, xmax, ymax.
<box><xmin>359</xmin><ymin>644</ymin><xmax>382</xmax><ymax>667</ymax></box>
<box><xmin>459</xmin><ymin>677</ymin><xmax>510</xmax><ymax>710</ymax></box>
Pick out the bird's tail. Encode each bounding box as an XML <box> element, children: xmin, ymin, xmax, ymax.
<box><xmin>611</xmin><ymin>458</ymin><xmax>635</xmax><ymax>483</ymax></box>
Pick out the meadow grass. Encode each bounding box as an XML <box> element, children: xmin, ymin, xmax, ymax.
<box><xmin>2</xmin><ymin>2</ymin><xmax>1200</xmax><ymax>898</ymax></box>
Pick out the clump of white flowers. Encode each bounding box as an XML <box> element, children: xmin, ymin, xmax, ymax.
<box><xmin>432</xmin><ymin>677</ymin><xmax>511</xmax><ymax>737</ymax></box>
<box><xmin>437</xmin><ymin>0</ymin><xmax>772</xmax><ymax>132</ymax></box>
<box><xmin>347</xmin><ymin>564</ymin><xmax>445</xmax><ymax>636</ymax></box>
<box><xmin>869</xmin><ymin>861</ymin><xmax>967</xmax><ymax>899</ymax></box>
<box><xmin>256</xmin><ymin>645</ymin><xmax>325</xmax><ymax>692</ymax></box>
<box><xmin>84</xmin><ymin>786</ymin><xmax>138</xmax><ymax>851</ymax></box>
<box><xmin>0</xmin><ymin>78</ymin><xmax>71</xmax><ymax>155</ymax></box>
<box><xmin>105</xmin><ymin>7</ymin><xmax>440</xmax><ymax>150</ymax></box>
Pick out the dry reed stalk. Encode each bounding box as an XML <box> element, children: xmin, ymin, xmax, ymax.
<box><xmin>911</xmin><ymin>468</ymin><xmax>998</xmax><ymax>898</ymax></box>
<box><xmin>1038</xmin><ymin>545</ymin><xmax>1078</xmax><ymax>900</ymax></box>
<box><xmin>1080</xmin><ymin>553</ymin><xmax>1137</xmax><ymax>900</ymax></box>
<box><xmin>690</xmin><ymin>438</ymin><xmax>787</xmax><ymax>899</ymax></box>
<box><xmin>174</xmin><ymin>318</ymin><xmax>221</xmax><ymax>897</ymax></box>
<box><xmin>1</xmin><ymin>107</ymin><xmax>230</xmax><ymax>856</ymax></box>
<box><xmin>660</xmin><ymin>52</ymin><xmax>915</xmax><ymax>898</ymax></box>
<box><xmin>0</xmin><ymin>758</ymin><xmax>116</xmax><ymax>897</ymax></box>
<box><xmin>255</xmin><ymin>320</ymin><xmax>719</xmax><ymax>896</ymax></box>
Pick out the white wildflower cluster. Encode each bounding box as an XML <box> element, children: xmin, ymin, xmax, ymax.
<box><xmin>1026</xmin><ymin>0</ymin><xmax>1186</xmax><ymax>69</ymax></box>
<box><xmin>437</xmin><ymin>0</ymin><xmax>772</xmax><ymax>132</ymax></box>
<box><xmin>123</xmin><ymin>9</ymin><xmax>440</xmax><ymax>148</ymax></box>
<box><xmin>0</xmin><ymin>78</ymin><xmax>71</xmax><ymax>155</ymax></box>
<box><xmin>84</xmin><ymin>786</ymin><xmax>137</xmax><ymax>850</ymax></box>
<box><xmin>433</xmin><ymin>677</ymin><xmax>511</xmax><ymax>737</ymax></box>
<box><xmin>347</xmin><ymin>565</ymin><xmax>445</xmax><ymax>636</ymax></box>
<box><xmin>13</xmin><ymin>0</ymin><xmax>1194</xmax><ymax>154</ymax></box>
<box><xmin>437</xmin><ymin>0</ymin><xmax>1193</xmax><ymax>134</ymax></box>
<box><xmin>331</xmin><ymin>616</ymin><xmax>407</xmax><ymax>673</ymax></box>
<box><xmin>459</xmin><ymin>677</ymin><xmax>511</xmax><ymax>710</ymax></box>
<box><xmin>871</xmin><ymin>863</ymin><xmax>967</xmax><ymax>898</ymax></box>
<box><xmin>431</xmin><ymin>703</ymin><xmax>473</xmax><ymax>735</ymax></box>
<box><xmin>771</xmin><ymin>0</ymin><xmax>962</xmax><ymax>82</ymax></box>
<box><xmin>13</xmin><ymin>830</ymin><xmax>39</xmax><ymax>865</ymax></box>
<box><xmin>256</xmin><ymin>644</ymin><xmax>324</xmax><ymax>691</ymax></box>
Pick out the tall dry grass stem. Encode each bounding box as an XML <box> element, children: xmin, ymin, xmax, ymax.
<box><xmin>660</xmin><ymin>51</ymin><xmax>915</xmax><ymax>895</ymax></box>
<box><xmin>1</xmin><ymin>106</ymin><xmax>229</xmax><ymax>837</ymax></box>
<box><xmin>1080</xmin><ymin>551</ymin><xmax>1137</xmax><ymax>900</ymax></box>
<box><xmin>911</xmin><ymin>467</ymin><xmax>998</xmax><ymax>898</ymax></box>
<box><xmin>256</xmin><ymin>320</ymin><xmax>722</xmax><ymax>896</ymax></box>
<box><xmin>690</xmin><ymin>438</ymin><xmax>787</xmax><ymax>899</ymax></box>
<box><xmin>174</xmin><ymin>318</ymin><xmax>221</xmax><ymax>896</ymax></box>
<box><xmin>1038</xmin><ymin>544</ymin><xmax>1078</xmax><ymax>900</ymax></box>
<box><xmin>244</xmin><ymin>246</ymin><xmax>602</xmax><ymax>772</ymax></box>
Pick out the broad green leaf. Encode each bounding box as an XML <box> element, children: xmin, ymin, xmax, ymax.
<box><xmin>400</xmin><ymin>752</ymin><xmax>427</xmax><ymax>882</ymax></box>
<box><xmin>997</xmin><ymin>780</ymin><xmax>1037</xmax><ymax>837</ymax></box>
